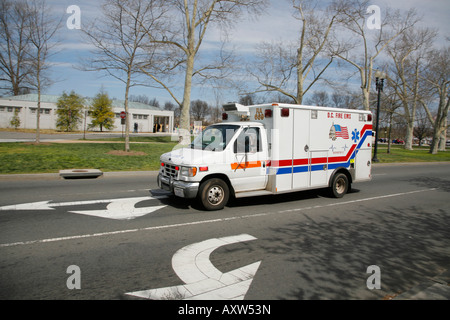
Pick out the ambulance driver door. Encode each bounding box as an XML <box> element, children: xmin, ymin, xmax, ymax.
<box><xmin>231</xmin><ymin>127</ymin><xmax>267</xmax><ymax>192</ymax></box>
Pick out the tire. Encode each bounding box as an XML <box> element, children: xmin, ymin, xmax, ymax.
<box><xmin>330</xmin><ymin>172</ymin><xmax>349</xmax><ymax>198</ymax></box>
<box><xmin>198</xmin><ymin>178</ymin><xmax>230</xmax><ymax>211</ymax></box>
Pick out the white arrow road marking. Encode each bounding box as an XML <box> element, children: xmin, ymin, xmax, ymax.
<box><xmin>71</xmin><ymin>197</ymin><xmax>167</xmax><ymax>220</ymax></box>
<box><xmin>0</xmin><ymin>195</ymin><xmax>168</xmax><ymax>220</ymax></box>
<box><xmin>126</xmin><ymin>234</ymin><xmax>261</xmax><ymax>300</ymax></box>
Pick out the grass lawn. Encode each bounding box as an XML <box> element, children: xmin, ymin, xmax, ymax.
<box><xmin>0</xmin><ymin>141</ymin><xmax>448</xmax><ymax>175</ymax></box>
<box><xmin>373</xmin><ymin>145</ymin><xmax>450</xmax><ymax>163</ymax></box>
<box><xmin>0</xmin><ymin>141</ymin><xmax>177</xmax><ymax>174</ymax></box>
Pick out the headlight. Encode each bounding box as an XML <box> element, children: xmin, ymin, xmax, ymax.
<box><xmin>180</xmin><ymin>166</ymin><xmax>197</xmax><ymax>177</ymax></box>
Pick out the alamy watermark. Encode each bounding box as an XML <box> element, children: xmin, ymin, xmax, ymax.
<box><xmin>66</xmin><ymin>5</ymin><xmax>81</xmax><ymax>30</ymax></box>
<box><xmin>64</xmin><ymin>4</ymin><xmax>381</xmax><ymax>31</ymax></box>
<box><xmin>366</xmin><ymin>5</ymin><xmax>381</xmax><ymax>30</ymax></box>
<box><xmin>366</xmin><ymin>265</ymin><xmax>381</xmax><ymax>289</ymax></box>
<box><xmin>64</xmin><ymin>4</ymin><xmax>381</xmax><ymax>30</ymax></box>
<box><xmin>66</xmin><ymin>265</ymin><xmax>81</xmax><ymax>290</ymax></box>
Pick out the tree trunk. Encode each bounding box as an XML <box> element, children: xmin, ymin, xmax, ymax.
<box><xmin>178</xmin><ymin>53</ymin><xmax>195</xmax><ymax>145</ymax></box>
<box><xmin>429</xmin><ymin>129</ymin><xmax>441</xmax><ymax>154</ymax></box>
<box><xmin>35</xmin><ymin>54</ymin><xmax>41</xmax><ymax>145</ymax></box>
<box><xmin>438</xmin><ymin>118</ymin><xmax>447</xmax><ymax>151</ymax></box>
<box><xmin>387</xmin><ymin>112</ymin><xmax>392</xmax><ymax>154</ymax></box>
<box><xmin>179</xmin><ymin>11</ymin><xmax>196</xmax><ymax>146</ymax></box>
<box><xmin>404</xmin><ymin>121</ymin><xmax>414</xmax><ymax>150</ymax></box>
<box><xmin>429</xmin><ymin>86</ymin><xmax>449</xmax><ymax>154</ymax></box>
<box><xmin>36</xmin><ymin>89</ymin><xmax>40</xmax><ymax>144</ymax></box>
<box><xmin>296</xmin><ymin>17</ymin><xmax>305</xmax><ymax>105</ymax></box>
<box><xmin>124</xmin><ymin>72</ymin><xmax>131</xmax><ymax>152</ymax></box>
<box><xmin>362</xmin><ymin>87</ymin><xmax>370</xmax><ymax>111</ymax></box>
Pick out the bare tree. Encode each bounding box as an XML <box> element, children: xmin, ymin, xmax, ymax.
<box><xmin>82</xmin><ymin>0</ymin><xmax>165</xmax><ymax>152</ymax></box>
<box><xmin>380</xmin><ymin>85</ymin><xmax>403</xmax><ymax>153</ymax></box>
<box><xmin>386</xmin><ymin>27</ymin><xmax>437</xmax><ymax>149</ymax></box>
<box><xmin>164</xmin><ymin>101</ymin><xmax>176</xmax><ymax>111</ymax></box>
<box><xmin>0</xmin><ymin>0</ymin><xmax>33</xmax><ymax>96</ymax></box>
<box><xmin>305</xmin><ymin>90</ymin><xmax>330</xmax><ymax>107</ymax></box>
<box><xmin>331</xmin><ymin>0</ymin><xmax>419</xmax><ymax>111</ymax></box>
<box><xmin>330</xmin><ymin>90</ymin><xmax>360</xmax><ymax>109</ymax></box>
<box><xmin>148</xmin><ymin>98</ymin><xmax>160</xmax><ymax>109</ymax></box>
<box><xmin>129</xmin><ymin>94</ymin><xmax>150</xmax><ymax>105</ymax></box>
<box><xmin>190</xmin><ymin>99</ymin><xmax>209</xmax><ymax>121</ymax></box>
<box><xmin>247</xmin><ymin>0</ymin><xmax>341</xmax><ymax>104</ymax></box>
<box><xmin>414</xmin><ymin>106</ymin><xmax>433</xmax><ymax>147</ymax></box>
<box><xmin>138</xmin><ymin>0</ymin><xmax>268</xmax><ymax>144</ymax></box>
<box><xmin>419</xmin><ymin>47</ymin><xmax>450</xmax><ymax>154</ymax></box>
<box><xmin>238</xmin><ymin>93</ymin><xmax>254</xmax><ymax>106</ymax></box>
<box><xmin>26</xmin><ymin>0</ymin><xmax>61</xmax><ymax>143</ymax></box>
<box><xmin>164</xmin><ymin>101</ymin><xmax>181</xmax><ymax>127</ymax></box>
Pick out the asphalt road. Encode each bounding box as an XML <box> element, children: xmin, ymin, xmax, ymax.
<box><xmin>0</xmin><ymin>163</ymin><xmax>449</xmax><ymax>300</ymax></box>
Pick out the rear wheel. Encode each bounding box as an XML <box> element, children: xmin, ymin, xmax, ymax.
<box><xmin>198</xmin><ymin>178</ymin><xmax>229</xmax><ymax>211</ymax></box>
<box><xmin>330</xmin><ymin>173</ymin><xmax>349</xmax><ymax>198</ymax></box>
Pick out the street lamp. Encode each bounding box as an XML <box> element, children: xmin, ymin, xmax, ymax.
<box><xmin>372</xmin><ymin>70</ymin><xmax>386</xmax><ymax>162</ymax></box>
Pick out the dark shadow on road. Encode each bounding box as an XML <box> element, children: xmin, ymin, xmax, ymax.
<box><xmin>258</xmin><ymin>205</ymin><xmax>450</xmax><ymax>299</ymax></box>
<box><xmin>150</xmin><ymin>186</ymin><xmax>363</xmax><ymax>212</ymax></box>
<box><xmin>406</xmin><ymin>176</ymin><xmax>450</xmax><ymax>193</ymax></box>
<box><xmin>227</xmin><ymin>189</ymin><xmax>328</xmax><ymax>209</ymax></box>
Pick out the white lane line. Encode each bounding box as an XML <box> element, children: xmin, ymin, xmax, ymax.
<box><xmin>0</xmin><ymin>188</ymin><xmax>437</xmax><ymax>248</ymax></box>
<box><xmin>276</xmin><ymin>188</ymin><xmax>437</xmax><ymax>214</ymax></box>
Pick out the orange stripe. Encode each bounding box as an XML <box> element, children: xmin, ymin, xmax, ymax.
<box><xmin>231</xmin><ymin>161</ymin><xmax>262</xmax><ymax>170</ymax></box>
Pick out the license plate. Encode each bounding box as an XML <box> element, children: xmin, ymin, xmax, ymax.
<box><xmin>174</xmin><ymin>187</ymin><xmax>184</xmax><ymax>197</ymax></box>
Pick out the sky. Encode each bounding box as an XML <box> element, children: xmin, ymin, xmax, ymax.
<box><xmin>38</xmin><ymin>0</ymin><xmax>450</xmax><ymax>108</ymax></box>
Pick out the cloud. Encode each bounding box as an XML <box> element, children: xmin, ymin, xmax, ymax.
<box><xmin>44</xmin><ymin>0</ymin><xmax>449</xmax><ymax>103</ymax></box>
<box><xmin>205</xmin><ymin>0</ymin><xmax>298</xmax><ymax>53</ymax></box>
<box><xmin>56</xmin><ymin>42</ymin><xmax>96</xmax><ymax>51</ymax></box>
<box><xmin>376</xmin><ymin>0</ymin><xmax>450</xmax><ymax>33</ymax></box>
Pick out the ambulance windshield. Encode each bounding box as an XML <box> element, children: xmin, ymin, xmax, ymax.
<box><xmin>190</xmin><ymin>124</ymin><xmax>240</xmax><ymax>151</ymax></box>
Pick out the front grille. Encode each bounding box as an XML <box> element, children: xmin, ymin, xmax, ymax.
<box><xmin>162</xmin><ymin>163</ymin><xmax>178</xmax><ymax>179</ymax></box>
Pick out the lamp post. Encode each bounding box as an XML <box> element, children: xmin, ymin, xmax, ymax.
<box><xmin>372</xmin><ymin>70</ymin><xmax>386</xmax><ymax>162</ymax></box>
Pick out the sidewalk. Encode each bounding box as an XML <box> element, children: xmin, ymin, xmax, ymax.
<box><xmin>0</xmin><ymin>130</ymin><xmax>172</xmax><ymax>143</ymax></box>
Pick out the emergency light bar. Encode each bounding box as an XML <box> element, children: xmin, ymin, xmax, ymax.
<box><xmin>222</xmin><ymin>102</ymin><xmax>247</xmax><ymax>112</ymax></box>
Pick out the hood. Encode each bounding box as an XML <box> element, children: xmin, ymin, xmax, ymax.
<box><xmin>160</xmin><ymin>147</ymin><xmax>222</xmax><ymax>166</ymax></box>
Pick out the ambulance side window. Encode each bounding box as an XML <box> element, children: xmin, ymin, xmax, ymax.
<box><xmin>234</xmin><ymin>127</ymin><xmax>261</xmax><ymax>154</ymax></box>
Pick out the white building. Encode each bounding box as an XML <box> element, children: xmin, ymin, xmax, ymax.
<box><xmin>0</xmin><ymin>94</ymin><xmax>174</xmax><ymax>133</ymax></box>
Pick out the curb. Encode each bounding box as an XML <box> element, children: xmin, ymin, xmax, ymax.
<box><xmin>1</xmin><ymin>162</ymin><xmax>450</xmax><ymax>181</ymax></box>
<box><xmin>372</xmin><ymin>161</ymin><xmax>450</xmax><ymax>167</ymax></box>
<box><xmin>0</xmin><ymin>170</ymin><xmax>160</xmax><ymax>181</ymax></box>
<box><xmin>394</xmin><ymin>269</ymin><xmax>450</xmax><ymax>300</ymax></box>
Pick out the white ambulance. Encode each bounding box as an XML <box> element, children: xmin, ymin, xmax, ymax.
<box><xmin>157</xmin><ymin>103</ymin><xmax>373</xmax><ymax>210</ymax></box>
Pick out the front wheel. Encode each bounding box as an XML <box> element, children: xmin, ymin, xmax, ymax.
<box><xmin>198</xmin><ymin>178</ymin><xmax>230</xmax><ymax>211</ymax></box>
<box><xmin>330</xmin><ymin>173</ymin><xmax>349</xmax><ymax>198</ymax></box>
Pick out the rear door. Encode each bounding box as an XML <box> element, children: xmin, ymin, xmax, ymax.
<box><xmin>292</xmin><ymin>109</ymin><xmax>310</xmax><ymax>189</ymax></box>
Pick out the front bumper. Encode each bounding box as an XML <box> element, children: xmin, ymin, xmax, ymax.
<box><xmin>157</xmin><ymin>173</ymin><xmax>199</xmax><ymax>199</ymax></box>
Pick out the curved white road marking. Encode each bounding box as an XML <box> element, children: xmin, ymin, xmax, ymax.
<box><xmin>126</xmin><ymin>234</ymin><xmax>261</xmax><ymax>300</ymax></box>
